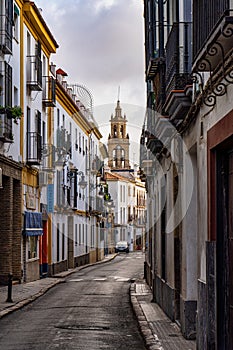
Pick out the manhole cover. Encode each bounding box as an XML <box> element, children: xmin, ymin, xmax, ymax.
<box><xmin>55</xmin><ymin>325</ymin><xmax>110</xmax><ymax>331</ymax></box>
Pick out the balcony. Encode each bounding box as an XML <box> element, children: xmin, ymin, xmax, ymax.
<box><xmin>0</xmin><ymin>111</ymin><xmax>13</xmax><ymax>143</ymax></box>
<box><xmin>41</xmin><ymin>144</ymin><xmax>55</xmax><ymax>171</ymax></box>
<box><xmin>0</xmin><ymin>14</ymin><xmax>13</xmax><ymax>54</ymax></box>
<box><xmin>26</xmin><ymin>56</ymin><xmax>42</xmax><ymax>91</ymax></box>
<box><xmin>146</xmin><ymin>134</ymin><xmax>163</xmax><ymax>156</ymax></box>
<box><xmin>91</xmin><ymin>156</ymin><xmax>102</xmax><ymax>174</ymax></box>
<box><xmin>146</xmin><ymin>56</ymin><xmax>162</xmax><ymax>81</ymax></box>
<box><xmin>165</xmin><ymin>22</ymin><xmax>192</xmax><ymax>92</ymax></box>
<box><xmin>193</xmin><ymin>9</ymin><xmax>233</xmax><ymax>73</ymax></box>
<box><xmin>26</xmin><ymin>132</ymin><xmax>42</xmax><ymax>165</ymax></box>
<box><xmin>164</xmin><ymin>22</ymin><xmax>192</xmax><ymax>120</ymax></box>
<box><xmin>42</xmin><ymin>76</ymin><xmax>56</xmax><ymax>107</ymax></box>
<box><xmin>193</xmin><ymin>0</ymin><xmax>230</xmax><ymax>64</ymax></box>
<box><xmin>56</xmin><ymin>128</ymin><xmax>72</xmax><ymax>160</ymax></box>
<box><xmin>56</xmin><ymin>128</ymin><xmax>66</xmax><ymax>150</ymax></box>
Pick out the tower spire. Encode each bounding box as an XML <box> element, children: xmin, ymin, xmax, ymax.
<box><xmin>117</xmin><ymin>86</ymin><xmax>120</xmax><ymax>101</ymax></box>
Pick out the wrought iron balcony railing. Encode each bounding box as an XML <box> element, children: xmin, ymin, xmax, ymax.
<box><xmin>26</xmin><ymin>56</ymin><xmax>42</xmax><ymax>91</ymax></box>
<box><xmin>42</xmin><ymin>76</ymin><xmax>56</xmax><ymax>107</ymax></box>
<box><xmin>193</xmin><ymin>0</ymin><xmax>229</xmax><ymax>62</ymax></box>
<box><xmin>26</xmin><ymin>132</ymin><xmax>42</xmax><ymax>165</ymax></box>
<box><xmin>0</xmin><ymin>111</ymin><xmax>13</xmax><ymax>142</ymax></box>
<box><xmin>165</xmin><ymin>22</ymin><xmax>192</xmax><ymax>96</ymax></box>
<box><xmin>0</xmin><ymin>14</ymin><xmax>13</xmax><ymax>54</ymax></box>
<box><xmin>41</xmin><ymin>144</ymin><xmax>55</xmax><ymax>171</ymax></box>
<box><xmin>91</xmin><ymin>156</ymin><xmax>103</xmax><ymax>174</ymax></box>
<box><xmin>56</xmin><ymin>128</ymin><xmax>66</xmax><ymax>150</ymax></box>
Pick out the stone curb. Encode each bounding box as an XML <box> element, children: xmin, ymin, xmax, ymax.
<box><xmin>0</xmin><ymin>254</ymin><xmax>118</xmax><ymax>320</ymax></box>
<box><xmin>130</xmin><ymin>283</ymin><xmax>164</xmax><ymax>350</ymax></box>
<box><xmin>0</xmin><ymin>279</ymin><xmax>62</xmax><ymax>320</ymax></box>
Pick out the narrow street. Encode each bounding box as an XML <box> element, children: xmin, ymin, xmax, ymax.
<box><xmin>0</xmin><ymin>252</ymin><xmax>146</xmax><ymax>350</ymax></box>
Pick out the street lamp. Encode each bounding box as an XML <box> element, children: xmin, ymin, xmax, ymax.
<box><xmin>67</xmin><ymin>168</ymin><xmax>87</xmax><ymax>190</ymax></box>
<box><xmin>98</xmin><ymin>185</ymin><xmax>105</xmax><ymax>199</ymax></box>
<box><xmin>78</xmin><ymin>173</ymin><xmax>87</xmax><ymax>190</ymax></box>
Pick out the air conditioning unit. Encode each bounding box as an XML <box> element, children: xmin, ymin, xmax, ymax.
<box><xmin>39</xmin><ymin>171</ymin><xmax>48</xmax><ymax>187</ymax></box>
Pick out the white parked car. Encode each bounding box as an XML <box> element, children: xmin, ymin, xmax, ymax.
<box><xmin>115</xmin><ymin>241</ymin><xmax>129</xmax><ymax>253</ymax></box>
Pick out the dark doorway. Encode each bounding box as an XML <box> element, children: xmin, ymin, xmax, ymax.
<box><xmin>216</xmin><ymin>149</ymin><xmax>233</xmax><ymax>349</ymax></box>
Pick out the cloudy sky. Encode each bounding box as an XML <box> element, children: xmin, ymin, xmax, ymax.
<box><xmin>35</xmin><ymin>0</ymin><xmax>146</xmax><ymax>162</ymax></box>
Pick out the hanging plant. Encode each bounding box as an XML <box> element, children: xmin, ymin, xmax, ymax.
<box><xmin>0</xmin><ymin>105</ymin><xmax>23</xmax><ymax>124</ymax></box>
<box><xmin>8</xmin><ymin>106</ymin><xmax>23</xmax><ymax>124</ymax></box>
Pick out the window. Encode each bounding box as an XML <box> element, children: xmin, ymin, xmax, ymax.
<box><xmin>85</xmin><ymin>224</ymin><xmax>88</xmax><ymax>253</ymax></box>
<box><xmin>57</xmin><ymin>108</ymin><xmax>60</xmax><ymax>127</ymax></box>
<box><xmin>85</xmin><ymin>139</ymin><xmax>88</xmax><ymax>171</ymax></box>
<box><xmin>42</xmin><ymin>55</ymin><xmax>46</xmax><ymax>76</ymax></box>
<box><xmin>13</xmin><ymin>6</ymin><xmax>19</xmax><ymax>42</ymax></box>
<box><xmin>3</xmin><ymin>0</ymin><xmax>13</xmax><ymax>54</ymax></box>
<box><xmin>5</xmin><ymin>62</ymin><xmax>12</xmax><ymax>107</ymax></box>
<box><xmin>91</xmin><ymin>225</ymin><xmax>94</xmax><ymax>248</ymax></box>
<box><xmin>79</xmin><ymin>224</ymin><xmax>81</xmax><ymax>244</ymax></box>
<box><xmin>57</xmin><ymin>170</ymin><xmax>65</xmax><ymax>208</ymax></box>
<box><xmin>123</xmin><ymin>186</ymin><xmax>125</xmax><ymax>202</ymax></box>
<box><xmin>36</xmin><ymin>110</ymin><xmax>41</xmax><ymax>135</ymax></box>
<box><xmin>28</xmin><ymin>236</ymin><xmax>37</xmax><ymax>259</ymax></box>
<box><xmin>27</xmin><ymin>31</ymin><xmax>30</xmax><ymax>56</ymax></box>
<box><xmin>26</xmin><ymin>107</ymin><xmax>31</xmax><ymax>133</ymax></box>
<box><xmin>57</xmin><ymin>224</ymin><xmax>60</xmax><ymax>262</ymax></box>
<box><xmin>75</xmin><ymin>128</ymin><xmax>78</xmax><ymax>151</ymax></box>
<box><xmin>75</xmin><ymin>224</ymin><xmax>78</xmax><ymax>246</ymax></box>
<box><xmin>14</xmin><ymin>86</ymin><xmax>18</xmax><ymax>106</ymax></box>
<box><xmin>42</xmin><ymin>121</ymin><xmax>46</xmax><ymax>146</ymax></box>
<box><xmin>79</xmin><ymin>132</ymin><xmax>81</xmax><ymax>153</ymax></box>
<box><xmin>62</xmin><ymin>223</ymin><xmax>65</xmax><ymax>261</ymax></box>
<box><xmin>120</xmin><ymin>125</ymin><xmax>123</xmax><ymax>137</ymax></box>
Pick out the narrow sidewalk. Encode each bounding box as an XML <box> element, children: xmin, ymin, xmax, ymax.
<box><xmin>0</xmin><ymin>253</ymin><xmax>117</xmax><ymax>319</ymax></box>
<box><xmin>130</xmin><ymin>279</ymin><xmax>196</xmax><ymax>350</ymax></box>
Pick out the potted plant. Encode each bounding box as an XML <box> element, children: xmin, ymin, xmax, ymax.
<box><xmin>0</xmin><ymin>105</ymin><xmax>23</xmax><ymax>124</ymax></box>
<box><xmin>8</xmin><ymin>106</ymin><xmax>23</xmax><ymax>124</ymax></box>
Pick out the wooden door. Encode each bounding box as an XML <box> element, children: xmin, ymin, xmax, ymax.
<box><xmin>217</xmin><ymin>149</ymin><xmax>233</xmax><ymax>349</ymax></box>
<box><xmin>228</xmin><ymin>151</ymin><xmax>233</xmax><ymax>349</ymax></box>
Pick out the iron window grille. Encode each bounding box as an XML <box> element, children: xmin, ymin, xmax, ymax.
<box><xmin>0</xmin><ymin>0</ymin><xmax>13</xmax><ymax>55</ymax></box>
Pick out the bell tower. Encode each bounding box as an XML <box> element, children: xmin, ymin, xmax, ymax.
<box><xmin>108</xmin><ymin>100</ymin><xmax>130</xmax><ymax>170</ymax></box>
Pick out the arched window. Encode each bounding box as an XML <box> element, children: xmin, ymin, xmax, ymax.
<box><xmin>113</xmin><ymin>149</ymin><xmax>116</xmax><ymax>167</ymax></box>
<box><xmin>120</xmin><ymin>125</ymin><xmax>124</xmax><ymax>137</ymax></box>
<box><xmin>121</xmin><ymin>149</ymin><xmax>125</xmax><ymax>167</ymax></box>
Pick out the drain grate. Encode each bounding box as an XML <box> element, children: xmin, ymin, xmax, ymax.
<box><xmin>168</xmin><ymin>333</ymin><xmax>179</xmax><ymax>337</ymax></box>
<box><xmin>55</xmin><ymin>324</ymin><xmax>110</xmax><ymax>331</ymax></box>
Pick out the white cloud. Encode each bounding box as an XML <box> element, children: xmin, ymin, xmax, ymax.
<box><xmin>35</xmin><ymin>0</ymin><xmax>146</xmax><ymax>139</ymax></box>
<box><xmin>94</xmin><ymin>0</ymin><xmax>117</xmax><ymax>13</ymax></box>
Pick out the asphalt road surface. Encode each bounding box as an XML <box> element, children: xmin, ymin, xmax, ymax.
<box><xmin>0</xmin><ymin>252</ymin><xmax>146</xmax><ymax>350</ymax></box>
